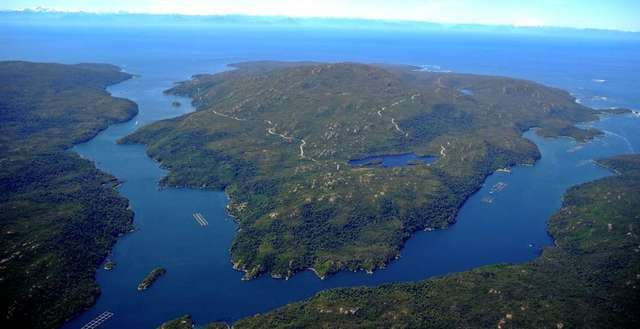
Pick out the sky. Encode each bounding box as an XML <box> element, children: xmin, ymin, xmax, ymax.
<box><xmin>3</xmin><ymin>0</ymin><xmax>640</xmax><ymax>32</ymax></box>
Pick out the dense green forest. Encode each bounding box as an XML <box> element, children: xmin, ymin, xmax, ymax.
<box><xmin>164</xmin><ymin>154</ymin><xmax>640</xmax><ymax>328</ymax></box>
<box><xmin>123</xmin><ymin>61</ymin><xmax>601</xmax><ymax>280</ymax></box>
<box><xmin>0</xmin><ymin>61</ymin><xmax>137</xmax><ymax>328</ymax></box>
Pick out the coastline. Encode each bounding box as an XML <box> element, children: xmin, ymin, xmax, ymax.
<box><xmin>63</xmin><ymin>72</ymin><xmax>141</xmax><ymax>325</ymax></box>
<box><xmin>132</xmin><ymin>118</ymin><xmax>603</xmax><ymax>283</ymax></box>
<box><xmin>120</xmin><ymin>60</ymin><xmax>608</xmax><ymax>282</ymax></box>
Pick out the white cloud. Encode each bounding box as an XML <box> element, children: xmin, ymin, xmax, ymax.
<box><xmin>512</xmin><ymin>17</ymin><xmax>545</xmax><ymax>27</ymax></box>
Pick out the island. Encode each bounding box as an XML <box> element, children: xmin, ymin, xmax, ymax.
<box><xmin>103</xmin><ymin>260</ymin><xmax>116</xmax><ymax>271</ymax></box>
<box><xmin>0</xmin><ymin>61</ymin><xmax>137</xmax><ymax>329</ymax></box>
<box><xmin>158</xmin><ymin>315</ymin><xmax>229</xmax><ymax>329</ymax></box>
<box><xmin>137</xmin><ymin>267</ymin><xmax>167</xmax><ymax>291</ymax></box>
<box><xmin>171</xmin><ymin>100</ymin><xmax>182</xmax><ymax>107</ymax></box>
<box><xmin>162</xmin><ymin>154</ymin><xmax>640</xmax><ymax>328</ymax></box>
<box><xmin>122</xmin><ymin>61</ymin><xmax>603</xmax><ymax>280</ymax></box>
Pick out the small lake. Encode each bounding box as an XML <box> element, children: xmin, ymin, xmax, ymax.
<box><xmin>1</xmin><ymin>25</ymin><xmax>639</xmax><ymax>329</ymax></box>
<box><xmin>348</xmin><ymin>153</ymin><xmax>437</xmax><ymax>167</ymax></box>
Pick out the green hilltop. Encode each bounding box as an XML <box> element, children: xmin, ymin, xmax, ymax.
<box><xmin>0</xmin><ymin>61</ymin><xmax>137</xmax><ymax>328</ymax></box>
<box><xmin>123</xmin><ymin>61</ymin><xmax>601</xmax><ymax>280</ymax></box>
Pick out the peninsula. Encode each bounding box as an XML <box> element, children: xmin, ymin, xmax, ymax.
<box><xmin>122</xmin><ymin>61</ymin><xmax>602</xmax><ymax>280</ymax></box>
<box><xmin>163</xmin><ymin>154</ymin><xmax>640</xmax><ymax>328</ymax></box>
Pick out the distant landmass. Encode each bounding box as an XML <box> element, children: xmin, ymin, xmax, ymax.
<box><xmin>1</xmin><ymin>10</ymin><xmax>639</xmax><ymax>38</ymax></box>
<box><xmin>170</xmin><ymin>153</ymin><xmax>637</xmax><ymax>328</ymax></box>
<box><xmin>0</xmin><ymin>61</ymin><xmax>137</xmax><ymax>328</ymax></box>
<box><xmin>122</xmin><ymin>61</ymin><xmax>601</xmax><ymax>280</ymax></box>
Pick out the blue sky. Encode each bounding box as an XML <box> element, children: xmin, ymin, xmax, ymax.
<box><xmin>3</xmin><ymin>0</ymin><xmax>640</xmax><ymax>32</ymax></box>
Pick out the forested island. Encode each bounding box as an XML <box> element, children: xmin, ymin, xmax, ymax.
<box><xmin>123</xmin><ymin>61</ymin><xmax>602</xmax><ymax>280</ymax></box>
<box><xmin>162</xmin><ymin>153</ymin><xmax>640</xmax><ymax>328</ymax></box>
<box><xmin>138</xmin><ymin>267</ymin><xmax>167</xmax><ymax>291</ymax></box>
<box><xmin>0</xmin><ymin>61</ymin><xmax>137</xmax><ymax>328</ymax></box>
<box><xmin>158</xmin><ymin>315</ymin><xmax>228</xmax><ymax>329</ymax></box>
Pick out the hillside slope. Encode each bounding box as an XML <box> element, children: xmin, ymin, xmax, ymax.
<box><xmin>0</xmin><ymin>61</ymin><xmax>137</xmax><ymax>328</ymax></box>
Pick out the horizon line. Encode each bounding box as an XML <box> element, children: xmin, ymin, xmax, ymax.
<box><xmin>3</xmin><ymin>7</ymin><xmax>639</xmax><ymax>34</ymax></box>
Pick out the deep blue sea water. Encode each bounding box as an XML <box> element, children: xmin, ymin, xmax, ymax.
<box><xmin>2</xmin><ymin>25</ymin><xmax>639</xmax><ymax>328</ymax></box>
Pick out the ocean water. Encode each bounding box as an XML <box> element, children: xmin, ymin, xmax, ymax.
<box><xmin>2</xmin><ymin>25</ymin><xmax>639</xmax><ymax>328</ymax></box>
